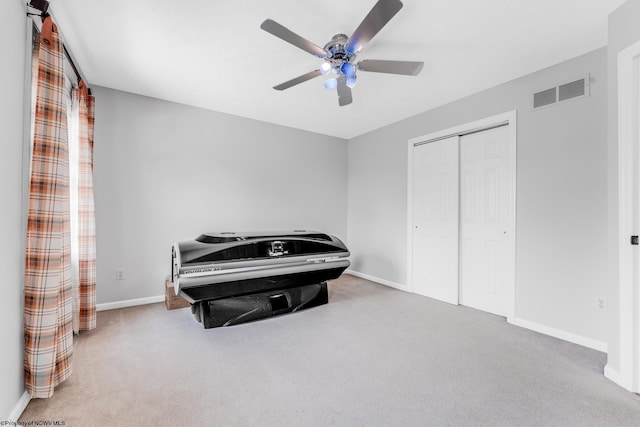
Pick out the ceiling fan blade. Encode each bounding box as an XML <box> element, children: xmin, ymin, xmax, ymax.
<box><xmin>337</xmin><ymin>76</ymin><xmax>353</xmax><ymax>106</ymax></box>
<box><xmin>273</xmin><ymin>70</ymin><xmax>322</xmax><ymax>91</ymax></box>
<box><xmin>261</xmin><ymin>19</ymin><xmax>327</xmax><ymax>58</ymax></box>
<box><xmin>345</xmin><ymin>0</ymin><xmax>403</xmax><ymax>54</ymax></box>
<box><xmin>358</xmin><ymin>59</ymin><xmax>424</xmax><ymax>76</ymax></box>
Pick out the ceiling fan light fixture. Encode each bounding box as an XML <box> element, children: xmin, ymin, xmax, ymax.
<box><xmin>261</xmin><ymin>0</ymin><xmax>422</xmax><ymax>106</ymax></box>
<box><xmin>341</xmin><ymin>61</ymin><xmax>356</xmax><ymax>77</ymax></box>
<box><xmin>320</xmin><ymin>61</ymin><xmax>332</xmax><ymax>75</ymax></box>
<box><xmin>324</xmin><ymin>77</ymin><xmax>338</xmax><ymax>90</ymax></box>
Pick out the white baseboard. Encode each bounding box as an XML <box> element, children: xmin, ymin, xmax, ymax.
<box><xmin>345</xmin><ymin>270</ymin><xmax>408</xmax><ymax>292</ymax></box>
<box><xmin>510</xmin><ymin>317</ymin><xmax>607</xmax><ymax>353</ymax></box>
<box><xmin>96</xmin><ymin>295</ymin><xmax>164</xmax><ymax>312</ymax></box>
<box><xmin>603</xmin><ymin>364</ymin><xmax>628</xmax><ymax>389</ymax></box>
<box><xmin>347</xmin><ymin>272</ymin><xmax>608</xmax><ymax>354</ymax></box>
<box><xmin>7</xmin><ymin>391</ymin><xmax>31</xmax><ymax>422</ymax></box>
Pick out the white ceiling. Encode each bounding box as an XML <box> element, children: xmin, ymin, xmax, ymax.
<box><xmin>49</xmin><ymin>0</ymin><xmax>624</xmax><ymax>139</ymax></box>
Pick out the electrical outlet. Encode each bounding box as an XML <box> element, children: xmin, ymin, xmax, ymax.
<box><xmin>116</xmin><ymin>268</ymin><xmax>125</xmax><ymax>280</ymax></box>
<box><xmin>597</xmin><ymin>298</ymin><xmax>607</xmax><ymax>311</ymax></box>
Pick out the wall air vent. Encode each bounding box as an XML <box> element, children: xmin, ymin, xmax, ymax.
<box><xmin>532</xmin><ymin>74</ymin><xmax>590</xmax><ymax>110</ymax></box>
<box><xmin>533</xmin><ymin>87</ymin><xmax>557</xmax><ymax>108</ymax></box>
<box><xmin>558</xmin><ymin>78</ymin><xmax>587</xmax><ymax>101</ymax></box>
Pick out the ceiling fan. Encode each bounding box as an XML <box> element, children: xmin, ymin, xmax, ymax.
<box><xmin>260</xmin><ymin>0</ymin><xmax>424</xmax><ymax>106</ymax></box>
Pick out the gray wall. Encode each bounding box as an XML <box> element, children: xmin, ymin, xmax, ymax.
<box><xmin>1</xmin><ymin>0</ymin><xmax>27</xmax><ymax>419</ymax></box>
<box><xmin>348</xmin><ymin>48</ymin><xmax>609</xmax><ymax>345</ymax></box>
<box><xmin>606</xmin><ymin>0</ymin><xmax>640</xmax><ymax>376</ymax></box>
<box><xmin>93</xmin><ymin>87</ymin><xmax>348</xmax><ymax>304</ymax></box>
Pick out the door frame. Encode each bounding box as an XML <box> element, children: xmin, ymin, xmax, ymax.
<box><xmin>406</xmin><ymin>111</ymin><xmax>517</xmax><ymax>322</ymax></box>
<box><xmin>609</xmin><ymin>38</ymin><xmax>640</xmax><ymax>392</ymax></box>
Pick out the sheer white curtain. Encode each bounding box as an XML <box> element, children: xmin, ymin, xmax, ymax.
<box><xmin>64</xmin><ymin>65</ymin><xmax>80</xmax><ymax>334</ymax></box>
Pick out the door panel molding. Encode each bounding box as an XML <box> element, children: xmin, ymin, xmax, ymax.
<box><xmin>459</xmin><ymin>126</ymin><xmax>510</xmax><ymax>317</ymax></box>
<box><xmin>412</xmin><ymin>136</ymin><xmax>460</xmax><ymax>305</ymax></box>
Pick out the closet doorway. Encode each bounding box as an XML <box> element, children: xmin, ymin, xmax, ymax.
<box><xmin>407</xmin><ymin>112</ymin><xmax>516</xmax><ymax>320</ymax></box>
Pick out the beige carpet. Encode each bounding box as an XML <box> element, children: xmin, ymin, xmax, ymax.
<box><xmin>19</xmin><ymin>274</ymin><xmax>640</xmax><ymax>426</ymax></box>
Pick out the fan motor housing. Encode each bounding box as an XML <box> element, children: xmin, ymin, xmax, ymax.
<box><xmin>324</xmin><ymin>34</ymin><xmax>352</xmax><ymax>63</ymax></box>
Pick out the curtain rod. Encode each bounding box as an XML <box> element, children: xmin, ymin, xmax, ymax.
<box><xmin>27</xmin><ymin>0</ymin><xmax>91</xmax><ymax>95</ymax></box>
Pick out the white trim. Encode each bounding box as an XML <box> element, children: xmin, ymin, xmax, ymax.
<box><xmin>604</xmin><ymin>364</ymin><xmax>629</xmax><ymax>390</ymax></box>
<box><xmin>345</xmin><ymin>270</ymin><xmax>608</xmax><ymax>354</ymax></box>
<box><xmin>505</xmin><ymin>119</ymin><xmax>518</xmax><ymax>322</ymax></box>
<box><xmin>616</xmin><ymin>38</ymin><xmax>640</xmax><ymax>393</ymax></box>
<box><xmin>96</xmin><ymin>295</ymin><xmax>164</xmax><ymax>312</ymax></box>
<box><xmin>406</xmin><ymin>136</ymin><xmax>415</xmax><ymax>293</ymax></box>
<box><xmin>7</xmin><ymin>391</ymin><xmax>31</xmax><ymax>422</ymax></box>
<box><xmin>511</xmin><ymin>317</ymin><xmax>607</xmax><ymax>353</ymax></box>
<box><xmin>345</xmin><ymin>270</ymin><xmax>408</xmax><ymax>292</ymax></box>
<box><xmin>406</xmin><ymin>111</ymin><xmax>517</xmax><ymax>323</ymax></box>
<box><xmin>407</xmin><ymin>112</ymin><xmax>514</xmax><ymax>146</ymax></box>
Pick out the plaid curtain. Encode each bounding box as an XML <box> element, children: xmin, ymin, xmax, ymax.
<box><xmin>74</xmin><ymin>80</ymin><xmax>97</xmax><ymax>331</ymax></box>
<box><xmin>24</xmin><ymin>16</ymin><xmax>74</xmax><ymax>398</ymax></box>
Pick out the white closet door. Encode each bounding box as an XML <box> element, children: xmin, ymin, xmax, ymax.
<box><xmin>412</xmin><ymin>136</ymin><xmax>459</xmax><ymax>305</ymax></box>
<box><xmin>459</xmin><ymin>126</ymin><xmax>510</xmax><ymax>316</ymax></box>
